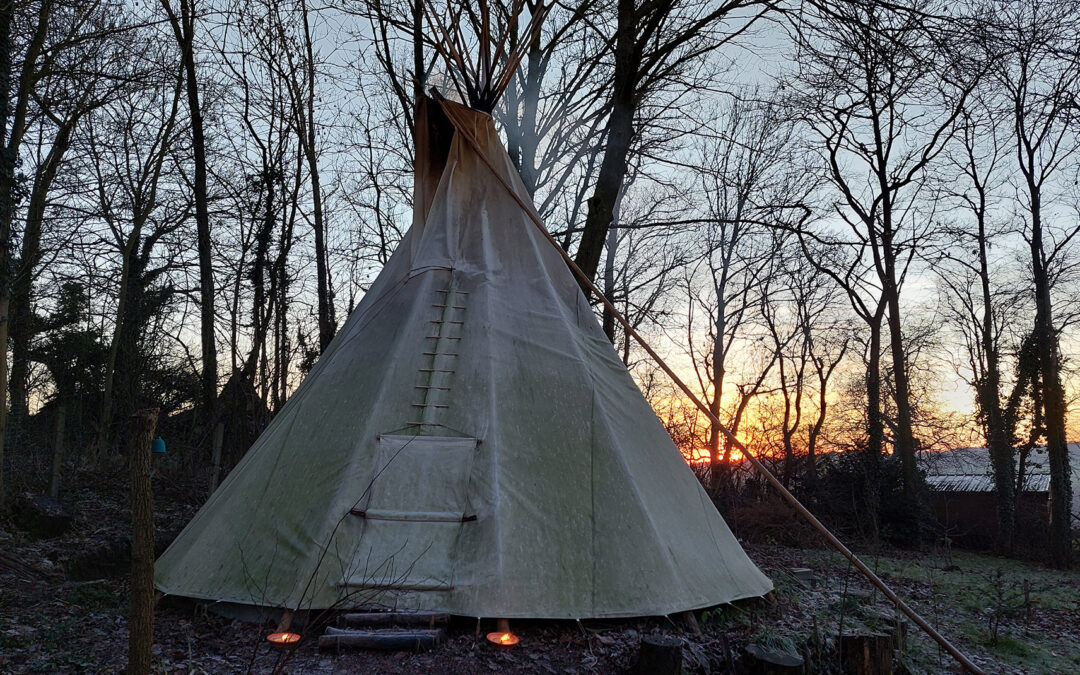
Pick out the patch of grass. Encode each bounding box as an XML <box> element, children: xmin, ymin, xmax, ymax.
<box><xmin>773</xmin><ymin>545</ymin><xmax>1080</xmax><ymax>673</ymax></box>
<box><xmin>68</xmin><ymin>580</ymin><xmax>120</xmax><ymax>610</ymax></box>
<box><xmin>0</xmin><ymin>629</ymin><xmax>26</xmax><ymax>651</ymax></box>
<box><xmin>988</xmin><ymin>634</ymin><xmax>1031</xmax><ymax>657</ymax></box>
<box><xmin>870</xmin><ymin>552</ymin><xmax>1079</xmax><ymax>611</ymax></box>
<box><xmin>749</xmin><ymin>626</ymin><xmax>800</xmax><ymax>657</ymax></box>
<box><xmin>701</xmin><ymin>604</ymin><xmax>752</xmax><ymax>631</ymax></box>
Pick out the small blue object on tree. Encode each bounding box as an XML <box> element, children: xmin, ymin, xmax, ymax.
<box><xmin>151</xmin><ymin>437</ymin><xmax>166</xmax><ymax>454</ymax></box>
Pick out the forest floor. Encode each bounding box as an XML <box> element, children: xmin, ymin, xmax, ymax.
<box><xmin>1</xmin><ymin>469</ymin><xmax>1079</xmax><ymax>674</ymax></box>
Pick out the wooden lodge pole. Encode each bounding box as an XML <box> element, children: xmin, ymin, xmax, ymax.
<box><xmin>435</xmin><ymin>98</ymin><xmax>985</xmax><ymax>674</ymax></box>
<box><xmin>127</xmin><ymin>408</ymin><xmax>159</xmax><ymax>675</ymax></box>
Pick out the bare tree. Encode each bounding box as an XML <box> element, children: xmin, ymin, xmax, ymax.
<box><xmin>681</xmin><ymin>93</ymin><xmax>811</xmax><ymax>491</ymax></box>
<box><xmin>217</xmin><ymin>0</ymin><xmax>305</xmax><ymax>409</ymax></box>
<box><xmin>573</xmin><ymin>0</ymin><xmax>771</xmax><ymax>283</ymax></box>
<box><xmin>278</xmin><ymin>0</ymin><xmax>336</xmax><ymax>352</ymax></box>
<box><xmin>8</xmin><ymin>1</ymin><xmax>132</xmax><ymax>436</ymax></box>
<box><xmin>987</xmin><ymin>0</ymin><xmax>1080</xmax><ymax>566</ymax></box>
<box><xmin>787</xmin><ymin>0</ymin><xmax>983</xmax><ymax>530</ymax></box>
<box><xmin>758</xmin><ymin>235</ymin><xmax>846</xmax><ymax>490</ymax></box>
<box><xmin>160</xmin><ymin>0</ymin><xmax>218</xmax><ymax>424</ymax></box>
<box><xmin>88</xmin><ymin>44</ymin><xmax>190</xmax><ymax>452</ymax></box>
<box><xmin>935</xmin><ymin>100</ymin><xmax>1027</xmax><ymax>553</ymax></box>
<box><xmin>0</xmin><ymin>0</ymin><xmax>60</xmax><ymax>502</ymax></box>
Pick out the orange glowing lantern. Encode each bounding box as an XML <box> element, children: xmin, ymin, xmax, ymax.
<box><xmin>266</xmin><ymin>632</ymin><xmax>301</xmax><ymax>649</ymax></box>
<box><xmin>485</xmin><ymin>631</ymin><xmax>520</xmax><ymax>649</ymax></box>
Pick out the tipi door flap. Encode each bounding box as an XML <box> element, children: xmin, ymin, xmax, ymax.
<box><xmin>341</xmin><ymin>435</ymin><xmax>477</xmax><ymax>591</ymax></box>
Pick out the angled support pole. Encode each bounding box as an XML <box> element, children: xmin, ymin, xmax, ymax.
<box><xmin>436</xmin><ymin>97</ymin><xmax>985</xmax><ymax>674</ymax></box>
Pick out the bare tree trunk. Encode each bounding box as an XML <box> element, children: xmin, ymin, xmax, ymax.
<box><xmin>1029</xmin><ymin>190</ymin><xmax>1071</xmax><ymax>567</ymax></box>
<box><xmin>601</xmin><ymin>225</ymin><xmax>617</xmax><ymax>341</ymax></box>
<box><xmin>97</xmin><ymin>233</ymin><xmax>140</xmax><ymax>456</ymax></box>
<box><xmin>412</xmin><ymin>0</ymin><xmax>423</xmax><ymax>102</ymax></box>
<box><xmin>866</xmin><ymin>323</ymin><xmax>884</xmax><ymax>459</ymax></box>
<box><xmin>574</xmin><ymin>0</ymin><xmax>635</xmax><ymax>282</ymax></box>
<box><xmin>975</xmin><ymin>190</ymin><xmax>1014</xmax><ymax>554</ymax></box>
<box><xmin>208</xmin><ymin>422</ymin><xmax>224</xmax><ymax>494</ymax></box>
<box><xmin>244</xmin><ymin>175</ymin><xmax>275</xmax><ymax>379</ymax></box>
<box><xmin>298</xmin><ymin>0</ymin><xmax>335</xmax><ymax>352</ymax></box>
<box><xmin>0</xmin><ymin>0</ymin><xmax>52</xmax><ymax>506</ymax></box>
<box><xmin>9</xmin><ymin>120</ymin><xmax>74</xmax><ymax>425</ymax></box>
<box><xmin>161</xmin><ymin>0</ymin><xmax>217</xmax><ymax>422</ymax></box>
<box><xmin>708</xmin><ymin>304</ymin><xmax>726</xmax><ymax>490</ymax></box>
<box><xmin>865</xmin><ymin>306</ymin><xmax>885</xmax><ymax>544</ymax></box>
<box><xmin>807</xmin><ymin>335</ymin><xmax>847</xmax><ymax>494</ymax></box>
<box><xmin>0</xmin><ymin>0</ymin><xmax>10</xmax><ymax>507</ymax></box>
<box><xmin>882</xmin><ymin>271</ymin><xmax>919</xmax><ymax>500</ymax></box>
<box><xmin>49</xmin><ymin>402</ymin><xmax>66</xmax><ymax>499</ymax></box>
<box><xmin>127</xmin><ymin>408</ymin><xmax>159</xmax><ymax>675</ymax></box>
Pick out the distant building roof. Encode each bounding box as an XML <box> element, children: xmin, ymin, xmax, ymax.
<box><xmin>926</xmin><ymin>473</ymin><xmax>1050</xmax><ymax>494</ymax></box>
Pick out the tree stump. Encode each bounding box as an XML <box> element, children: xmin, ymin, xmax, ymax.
<box><xmin>841</xmin><ymin>632</ymin><xmax>892</xmax><ymax>675</ymax></box>
<box><xmin>127</xmin><ymin>408</ymin><xmax>159</xmax><ymax>675</ymax></box>
<box><xmin>745</xmin><ymin>644</ymin><xmax>805</xmax><ymax>673</ymax></box>
<box><xmin>631</xmin><ymin>635</ymin><xmax>682</xmax><ymax>675</ymax></box>
<box><xmin>789</xmin><ymin>567</ymin><xmax>817</xmax><ymax>588</ymax></box>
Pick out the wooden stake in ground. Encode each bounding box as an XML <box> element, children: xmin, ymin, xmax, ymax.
<box><xmin>127</xmin><ymin>408</ymin><xmax>159</xmax><ymax>675</ymax></box>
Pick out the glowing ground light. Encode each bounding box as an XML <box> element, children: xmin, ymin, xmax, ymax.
<box><xmin>486</xmin><ymin>631</ymin><xmax>520</xmax><ymax>649</ymax></box>
<box><xmin>266</xmin><ymin>632</ymin><xmax>300</xmax><ymax>648</ymax></box>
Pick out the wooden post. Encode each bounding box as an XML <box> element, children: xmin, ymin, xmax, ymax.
<box><xmin>680</xmin><ymin>610</ymin><xmax>702</xmax><ymax>635</ymax></box>
<box><xmin>49</xmin><ymin>401</ymin><xmax>66</xmax><ymax>498</ymax></box>
<box><xmin>209</xmin><ymin>421</ymin><xmax>224</xmax><ymax>494</ymax></box>
<box><xmin>276</xmin><ymin>609</ymin><xmax>294</xmax><ymax>633</ymax></box>
<box><xmin>127</xmin><ymin>408</ymin><xmax>159</xmax><ymax>675</ymax></box>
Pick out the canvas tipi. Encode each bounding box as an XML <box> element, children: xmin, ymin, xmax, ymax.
<box><xmin>156</xmin><ymin>72</ymin><xmax>772</xmax><ymax>619</ymax></box>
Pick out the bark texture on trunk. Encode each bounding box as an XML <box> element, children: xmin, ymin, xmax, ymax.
<box><xmin>574</xmin><ymin>0</ymin><xmax>636</xmax><ymax>282</ymax></box>
<box><xmin>977</xmin><ymin>214</ymin><xmax>1015</xmax><ymax>554</ymax></box>
<box><xmin>299</xmin><ymin>0</ymin><xmax>335</xmax><ymax>352</ymax></box>
<box><xmin>49</xmin><ymin>402</ymin><xmax>66</xmax><ymax>498</ymax></box>
<box><xmin>127</xmin><ymin>408</ymin><xmax>159</xmax><ymax>675</ymax></box>
<box><xmin>162</xmin><ymin>0</ymin><xmax>216</xmax><ymax>421</ymax></box>
<box><xmin>9</xmin><ymin>120</ymin><xmax>74</xmax><ymax>423</ymax></box>
<box><xmin>0</xmin><ymin>0</ymin><xmax>52</xmax><ymax>504</ymax></box>
<box><xmin>1029</xmin><ymin>196</ymin><xmax>1072</xmax><ymax>567</ymax></box>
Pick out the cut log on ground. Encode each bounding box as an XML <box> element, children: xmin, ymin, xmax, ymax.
<box><xmin>630</xmin><ymin>634</ymin><xmax>683</xmax><ymax>675</ymax></box>
<box><xmin>341</xmin><ymin>611</ymin><xmax>450</xmax><ymax>628</ymax></box>
<box><xmin>0</xmin><ymin>549</ymin><xmax>54</xmax><ymax>580</ymax></box>
<box><xmin>318</xmin><ymin>627</ymin><xmax>445</xmax><ymax>652</ymax></box>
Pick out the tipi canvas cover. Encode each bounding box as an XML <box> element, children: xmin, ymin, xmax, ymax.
<box><xmin>156</xmin><ymin>98</ymin><xmax>773</xmax><ymax>618</ymax></box>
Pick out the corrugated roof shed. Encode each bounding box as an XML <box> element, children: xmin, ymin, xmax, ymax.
<box><xmin>926</xmin><ymin>473</ymin><xmax>1050</xmax><ymax>493</ymax></box>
